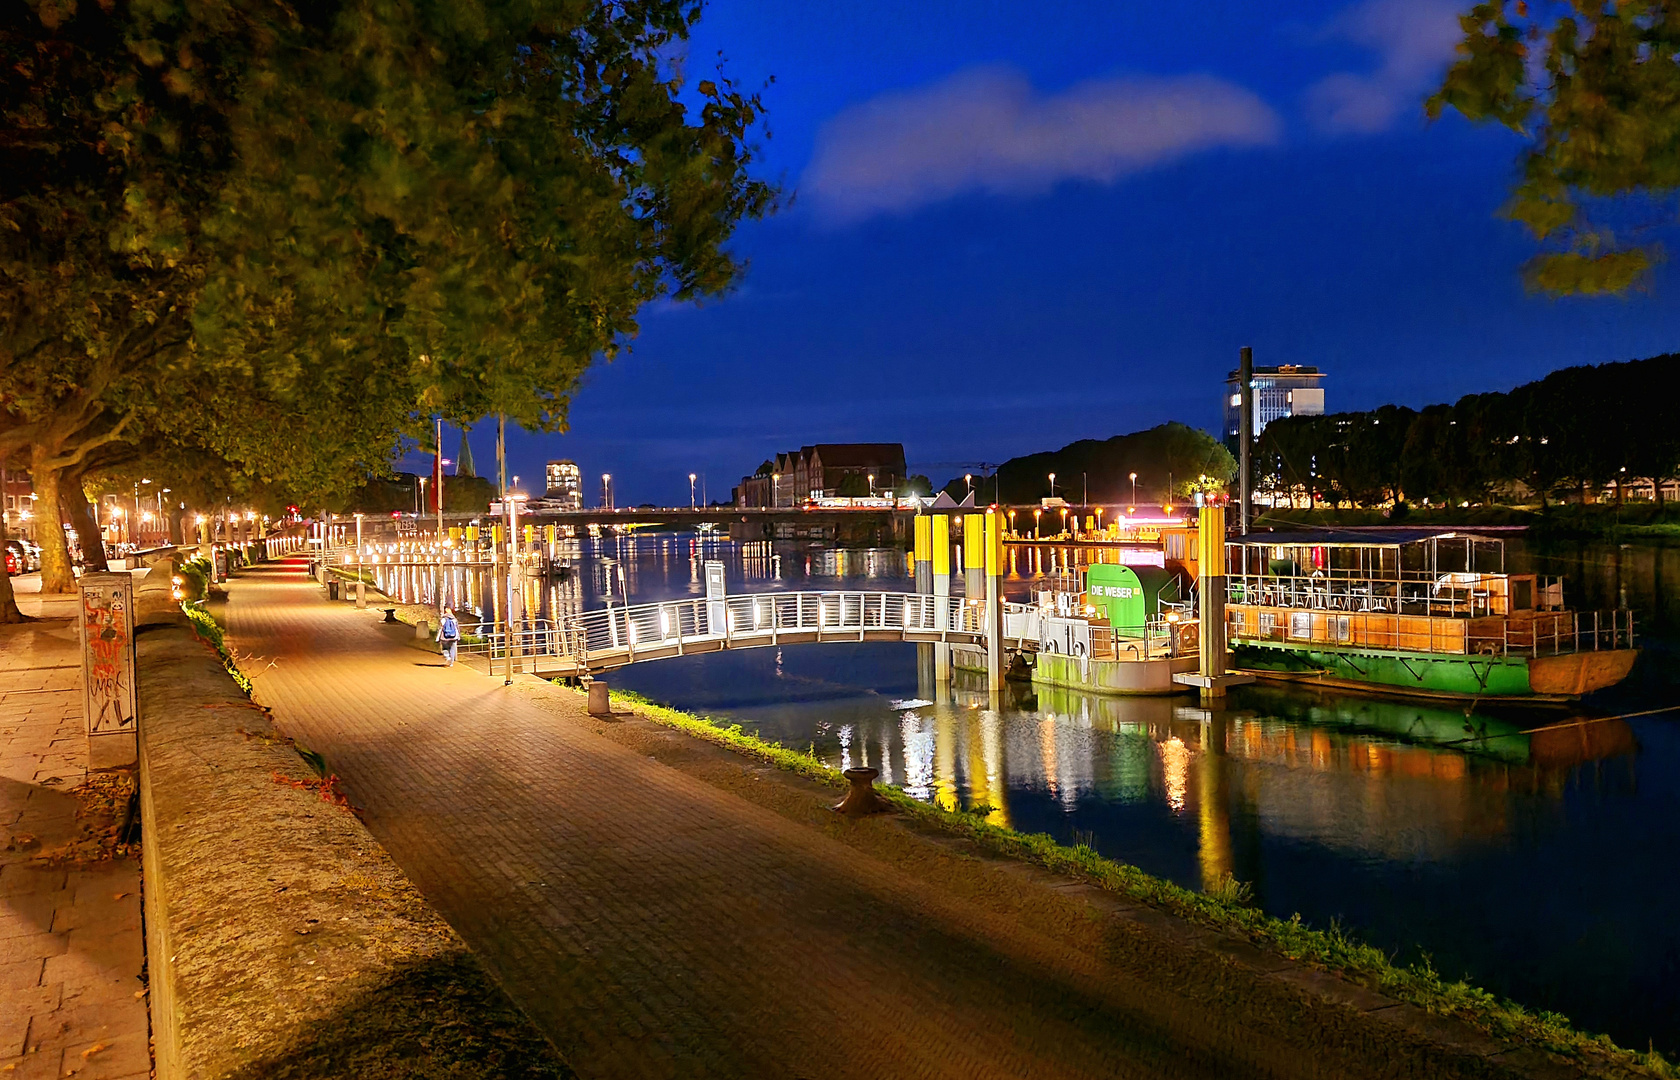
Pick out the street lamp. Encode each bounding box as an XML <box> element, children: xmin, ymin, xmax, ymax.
<box><xmin>964</xmin><ymin>473</ymin><xmax>972</xmax><ymax>495</ymax></box>
<box><xmin>1007</xmin><ymin>509</ymin><xmax>1016</xmax><ymax>536</ymax></box>
<box><xmin>1130</xmin><ymin>472</ymin><xmax>1138</xmax><ymax>507</ymax></box>
<box><xmin>689</xmin><ymin>473</ymin><xmax>697</xmax><ymax>510</ymax></box>
<box><xmin>1060</xmin><ymin>506</ymin><xmax>1068</xmax><ymax>536</ymax></box>
<box><xmin>1048</xmin><ymin>472</ymin><xmax>1056</xmax><ymax>500</ymax></box>
<box><xmin>772</xmin><ymin>472</ymin><xmax>780</xmax><ymax>507</ymax></box>
<box><xmin>1033</xmin><ymin>508</ymin><xmax>1041</xmax><ymax>539</ymax></box>
<box><xmin>1095</xmin><ymin>507</ymin><xmax>1104</xmax><ymax>536</ymax></box>
<box><xmin>867</xmin><ymin>473</ymin><xmax>874</xmax><ymax>498</ymax></box>
<box><xmin>602</xmin><ymin>473</ymin><xmax>612</xmax><ymax>510</ymax></box>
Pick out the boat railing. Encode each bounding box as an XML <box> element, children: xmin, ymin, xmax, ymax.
<box><xmin>1226</xmin><ymin>605</ymin><xmax>1634</xmax><ymax>657</ymax></box>
<box><xmin>1228</xmin><ymin>576</ymin><xmax>1508</xmax><ymax>620</ymax></box>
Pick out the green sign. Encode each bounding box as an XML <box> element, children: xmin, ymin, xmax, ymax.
<box><xmin>1085</xmin><ymin>563</ymin><xmax>1180</xmax><ymax>637</ymax></box>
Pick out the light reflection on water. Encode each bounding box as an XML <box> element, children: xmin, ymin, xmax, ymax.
<box><xmin>382</xmin><ymin>531</ymin><xmax>1680</xmax><ymax>1053</ymax></box>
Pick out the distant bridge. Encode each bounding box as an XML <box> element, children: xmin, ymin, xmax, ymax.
<box><xmin>462</xmin><ymin>590</ymin><xmax>1034</xmax><ymax>677</ymax></box>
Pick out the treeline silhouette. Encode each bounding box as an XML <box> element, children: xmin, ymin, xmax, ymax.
<box><xmin>1257</xmin><ymin>354</ymin><xmax>1679</xmax><ymax>507</ymax></box>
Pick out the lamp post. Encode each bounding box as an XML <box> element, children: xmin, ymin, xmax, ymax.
<box><xmin>601</xmin><ymin>473</ymin><xmax>612</xmax><ymax>510</ymax></box>
<box><xmin>964</xmin><ymin>473</ymin><xmax>972</xmax><ymax>496</ymax></box>
<box><xmin>1048</xmin><ymin>472</ymin><xmax>1056</xmax><ymax>500</ymax></box>
<box><xmin>1060</xmin><ymin>506</ymin><xmax>1068</xmax><ymax>537</ymax></box>
<box><xmin>1130</xmin><ymin>472</ymin><xmax>1138</xmax><ymax>508</ymax></box>
<box><xmin>1007</xmin><ymin>509</ymin><xmax>1016</xmax><ymax>537</ymax></box>
<box><xmin>689</xmin><ymin>473</ymin><xmax>697</xmax><ymax>510</ymax></box>
<box><xmin>1095</xmin><ymin>506</ymin><xmax>1104</xmax><ymax>537</ymax></box>
<box><xmin>867</xmin><ymin>473</ymin><xmax>874</xmax><ymax>498</ymax></box>
<box><xmin>772</xmin><ymin>472</ymin><xmax>780</xmax><ymax>508</ymax></box>
<box><xmin>1033</xmin><ymin>508</ymin><xmax>1041</xmax><ymax>539</ymax></box>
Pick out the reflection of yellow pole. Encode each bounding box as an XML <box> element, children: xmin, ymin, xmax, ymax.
<box><xmin>934</xmin><ymin>706</ymin><xmax>959</xmax><ymax>812</ymax></box>
<box><xmin>978</xmin><ymin>709</ymin><xmax>1009</xmax><ymax>828</ymax></box>
<box><xmin>1197</xmin><ymin>719</ymin><xmax>1233</xmax><ymax>892</ymax></box>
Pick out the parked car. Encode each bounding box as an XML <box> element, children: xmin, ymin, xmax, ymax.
<box><xmin>4</xmin><ymin>539</ymin><xmax>36</xmax><ymax>574</ymax></box>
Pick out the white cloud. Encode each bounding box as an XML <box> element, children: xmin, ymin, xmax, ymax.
<box><xmin>802</xmin><ymin>66</ymin><xmax>1281</xmax><ymax>222</ymax></box>
<box><xmin>1305</xmin><ymin>0</ymin><xmax>1464</xmax><ymax>134</ymax></box>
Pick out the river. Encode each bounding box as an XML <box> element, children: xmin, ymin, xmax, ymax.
<box><xmin>391</xmin><ymin>531</ymin><xmax>1680</xmax><ymax>1054</ymax></box>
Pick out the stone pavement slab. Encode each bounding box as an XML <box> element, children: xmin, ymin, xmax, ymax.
<box><xmin>0</xmin><ymin>620</ymin><xmax>149</xmax><ymax>1080</ymax></box>
<box><xmin>221</xmin><ymin>559</ymin><xmax>1537</xmax><ymax>1080</ymax></box>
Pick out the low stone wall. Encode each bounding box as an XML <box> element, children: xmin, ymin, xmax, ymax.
<box><xmin>135</xmin><ymin>618</ymin><xmax>571</xmax><ymax>1079</ymax></box>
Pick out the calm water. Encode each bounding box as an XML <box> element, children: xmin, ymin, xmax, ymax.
<box><xmin>393</xmin><ymin>531</ymin><xmax>1680</xmax><ymax>1052</ymax></box>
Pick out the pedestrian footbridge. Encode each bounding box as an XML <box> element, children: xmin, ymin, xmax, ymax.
<box><xmin>463</xmin><ymin>591</ymin><xmax>1030</xmax><ymax>677</ymax></box>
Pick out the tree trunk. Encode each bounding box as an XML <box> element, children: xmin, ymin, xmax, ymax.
<box><xmin>62</xmin><ymin>470</ymin><xmax>108</xmax><ymax>573</ymax></box>
<box><xmin>0</xmin><ymin>475</ymin><xmax>24</xmax><ymax>624</ymax></box>
<box><xmin>29</xmin><ymin>461</ymin><xmax>77</xmax><ymax>594</ymax></box>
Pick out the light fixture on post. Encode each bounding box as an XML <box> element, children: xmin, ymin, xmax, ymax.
<box><xmin>689</xmin><ymin>473</ymin><xmax>697</xmax><ymax>510</ymax></box>
<box><xmin>1048</xmin><ymin>472</ymin><xmax>1056</xmax><ymax>500</ymax></box>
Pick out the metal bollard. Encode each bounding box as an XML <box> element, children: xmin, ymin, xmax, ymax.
<box><xmin>833</xmin><ymin>767</ymin><xmax>888</xmax><ymax>817</ymax></box>
<box><xmin>587</xmin><ymin>680</ymin><xmax>611</xmax><ymax>717</ymax></box>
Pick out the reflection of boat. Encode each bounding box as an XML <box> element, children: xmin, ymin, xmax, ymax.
<box><xmin>1226</xmin><ymin>531</ymin><xmax>1638</xmax><ymax>702</ymax></box>
<box><xmin>1235</xmin><ymin>683</ymin><xmax>1636</xmax><ymax>769</ymax></box>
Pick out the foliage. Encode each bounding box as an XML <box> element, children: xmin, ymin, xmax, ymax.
<box><xmin>960</xmin><ymin>422</ymin><xmax>1235</xmax><ymax>505</ymax></box>
<box><xmin>1256</xmin><ymin>354</ymin><xmax>1680</xmax><ymax>508</ymax></box>
<box><xmin>177</xmin><ymin>555</ymin><xmax>211</xmax><ymax>603</ymax></box>
<box><xmin>3</xmin><ymin>0</ymin><xmax>775</xmax><ymax>591</ymax></box>
<box><xmin>1428</xmin><ymin>2</ymin><xmax>1680</xmax><ymax>294</ymax></box>
<box><xmin>593</xmin><ymin>684</ymin><xmax>1677</xmax><ymax>1079</ymax></box>
<box><xmin>181</xmin><ymin>599</ymin><xmax>252</xmax><ymax>695</ymax></box>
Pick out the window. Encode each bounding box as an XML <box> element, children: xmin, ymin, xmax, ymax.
<box><xmin>1259</xmin><ymin>612</ymin><xmax>1278</xmax><ymax>637</ymax></box>
<box><xmin>1289</xmin><ymin>612</ymin><xmax>1311</xmax><ymax>640</ymax></box>
<box><xmin>1332</xmin><ymin>616</ymin><xmax>1351</xmax><ymax>643</ymax></box>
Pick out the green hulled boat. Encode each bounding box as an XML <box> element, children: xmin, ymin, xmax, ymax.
<box><xmin>1224</xmin><ymin>530</ymin><xmax>1637</xmax><ymax>703</ymax></box>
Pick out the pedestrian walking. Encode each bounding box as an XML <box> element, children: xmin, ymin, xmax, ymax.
<box><xmin>439</xmin><ymin>608</ymin><xmax>460</xmax><ymax>667</ymax></box>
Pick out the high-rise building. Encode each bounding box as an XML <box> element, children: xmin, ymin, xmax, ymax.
<box><xmin>544</xmin><ymin>460</ymin><xmax>583</xmax><ymax>510</ymax></box>
<box><xmin>1225</xmin><ymin>364</ymin><xmax>1326</xmax><ymax>446</ymax></box>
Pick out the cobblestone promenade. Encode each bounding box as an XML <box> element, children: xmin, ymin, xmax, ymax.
<box><xmin>222</xmin><ymin>561</ymin><xmax>1470</xmax><ymax>1080</ymax></box>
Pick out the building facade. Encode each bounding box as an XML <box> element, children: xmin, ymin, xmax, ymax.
<box><xmin>544</xmin><ymin>460</ymin><xmax>583</xmax><ymax>510</ymax></box>
<box><xmin>1225</xmin><ymin>364</ymin><xmax>1326</xmax><ymax>445</ymax></box>
<box><xmin>733</xmin><ymin>444</ymin><xmax>907</xmax><ymax>507</ymax></box>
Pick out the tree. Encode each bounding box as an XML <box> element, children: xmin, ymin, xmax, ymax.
<box><xmin>2</xmin><ymin>0</ymin><xmax>775</xmax><ymax>612</ymax></box>
<box><xmin>1428</xmin><ymin>2</ymin><xmax>1680</xmax><ymax>294</ymax></box>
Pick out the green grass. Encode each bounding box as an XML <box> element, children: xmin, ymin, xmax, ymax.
<box><xmin>585</xmin><ymin>685</ymin><xmax>1676</xmax><ymax>1079</ymax></box>
<box><xmin>182</xmin><ymin>602</ymin><xmax>254</xmax><ymax>696</ymax></box>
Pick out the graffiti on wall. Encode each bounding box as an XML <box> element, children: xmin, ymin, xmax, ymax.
<box><xmin>80</xmin><ymin>575</ymin><xmax>137</xmax><ymax>736</ymax></box>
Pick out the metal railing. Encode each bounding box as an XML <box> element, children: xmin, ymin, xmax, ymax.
<box><xmin>1227</xmin><ymin>605</ymin><xmax>1634</xmax><ymax>658</ymax></box>
<box><xmin>561</xmin><ymin>590</ymin><xmax>983</xmax><ymax>668</ymax></box>
<box><xmin>1226</xmin><ymin>574</ymin><xmax>1564</xmax><ymax>620</ymax></box>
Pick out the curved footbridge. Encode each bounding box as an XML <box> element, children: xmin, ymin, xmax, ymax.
<box><xmin>464</xmin><ymin>590</ymin><xmax>1034</xmax><ymax>678</ymax></box>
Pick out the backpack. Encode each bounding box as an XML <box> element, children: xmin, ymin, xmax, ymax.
<box><xmin>440</xmin><ymin>617</ymin><xmax>459</xmax><ymax>642</ymax></box>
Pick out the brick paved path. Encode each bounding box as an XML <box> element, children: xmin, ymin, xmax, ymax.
<box><xmin>0</xmin><ymin>619</ymin><xmax>150</xmax><ymax>1080</ymax></box>
<box><xmin>223</xmin><ymin>561</ymin><xmax>1381</xmax><ymax>1080</ymax></box>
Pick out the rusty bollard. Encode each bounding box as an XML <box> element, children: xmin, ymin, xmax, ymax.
<box><xmin>587</xmin><ymin>680</ymin><xmax>611</xmax><ymax>717</ymax></box>
<box><xmin>833</xmin><ymin>767</ymin><xmax>889</xmax><ymax>817</ymax></box>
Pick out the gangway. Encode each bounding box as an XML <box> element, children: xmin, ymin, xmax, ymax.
<box><xmin>460</xmin><ymin>590</ymin><xmax>1038</xmax><ymax>677</ymax></box>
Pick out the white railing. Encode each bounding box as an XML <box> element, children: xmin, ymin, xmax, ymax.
<box><xmin>526</xmin><ymin>590</ymin><xmax>986</xmax><ymax>671</ymax></box>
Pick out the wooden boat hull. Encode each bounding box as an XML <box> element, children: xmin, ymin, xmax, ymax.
<box><xmin>1233</xmin><ymin>642</ymin><xmax>1639</xmax><ymax>704</ymax></box>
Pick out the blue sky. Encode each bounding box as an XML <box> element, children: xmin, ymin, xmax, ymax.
<box><xmin>427</xmin><ymin>0</ymin><xmax>1680</xmax><ymax>505</ymax></box>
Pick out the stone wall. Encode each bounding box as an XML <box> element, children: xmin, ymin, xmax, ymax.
<box><xmin>135</xmin><ymin>618</ymin><xmax>571</xmax><ymax>1079</ymax></box>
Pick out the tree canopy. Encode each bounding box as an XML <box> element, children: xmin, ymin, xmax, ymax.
<box><xmin>1429</xmin><ymin>1</ymin><xmax>1680</xmax><ymax>294</ymax></box>
<box><xmin>1256</xmin><ymin>354</ymin><xmax>1680</xmax><ymax>507</ymax></box>
<box><xmin>948</xmin><ymin>422</ymin><xmax>1236</xmax><ymax>505</ymax></box>
<box><xmin>1</xmin><ymin>0</ymin><xmax>774</xmax><ymax>609</ymax></box>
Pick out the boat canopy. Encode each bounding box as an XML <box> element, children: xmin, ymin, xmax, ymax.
<box><xmin>1227</xmin><ymin>529</ymin><xmax>1507</xmax><ymax>580</ymax></box>
<box><xmin>1226</xmin><ymin>528</ymin><xmax>1504</xmax><ymax>549</ymax></box>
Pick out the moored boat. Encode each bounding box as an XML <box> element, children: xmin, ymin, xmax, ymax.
<box><xmin>1224</xmin><ymin>530</ymin><xmax>1637</xmax><ymax>703</ymax></box>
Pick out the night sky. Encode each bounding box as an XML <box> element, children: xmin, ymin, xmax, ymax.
<box><xmin>423</xmin><ymin>0</ymin><xmax>1680</xmax><ymax>506</ymax></box>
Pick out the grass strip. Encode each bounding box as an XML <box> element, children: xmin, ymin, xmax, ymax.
<box><xmin>182</xmin><ymin>601</ymin><xmax>254</xmax><ymax>696</ymax></box>
<box><xmin>589</xmin><ymin>684</ymin><xmax>1675</xmax><ymax>1080</ymax></box>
